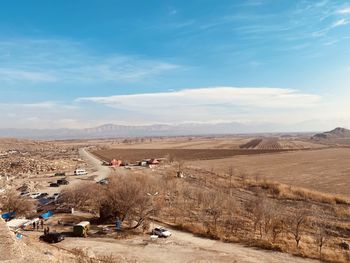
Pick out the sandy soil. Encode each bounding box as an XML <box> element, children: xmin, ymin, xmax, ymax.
<box><xmin>189</xmin><ymin>147</ymin><xmax>350</xmax><ymax>196</ymax></box>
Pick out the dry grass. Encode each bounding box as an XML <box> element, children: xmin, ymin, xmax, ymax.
<box><xmin>189</xmin><ymin>147</ymin><xmax>350</xmax><ymax>196</ymax></box>
<box><xmin>247</xmin><ymin>180</ymin><xmax>350</xmax><ymax>205</ymax></box>
<box><xmin>151</xmin><ymin>164</ymin><xmax>350</xmax><ymax>263</ymax></box>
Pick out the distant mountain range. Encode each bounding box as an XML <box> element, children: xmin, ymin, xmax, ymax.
<box><xmin>0</xmin><ymin>122</ymin><xmax>310</xmax><ymax>140</ymax></box>
<box><xmin>312</xmin><ymin>127</ymin><xmax>350</xmax><ymax>140</ymax></box>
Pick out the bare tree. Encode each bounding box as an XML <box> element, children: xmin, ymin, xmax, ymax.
<box><xmin>313</xmin><ymin>210</ymin><xmax>328</xmax><ymax>259</ymax></box>
<box><xmin>201</xmin><ymin>191</ymin><xmax>225</xmax><ymax>232</ymax></box>
<box><xmin>99</xmin><ymin>176</ymin><xmax>161</xmax><ymax>230</ymax></box>
<box><xmin>0</xmin><ymin>190</ymin><xmax>34</xmax><ymax>217</ymax></box>
<box><xmin>60</xmin><ymin>182</ymin><xmax>100</xmax><ymax>212</ymax></box>
<box><xmin>224</xmin><ymin>199</ymin><xmax>241</xmax><ymax>235</ymax></box>
<box><xmin>228</xmin><ymin>166</ymin><xmax>234</xmax><ymax>195</ymax></box>
<box><xmin>271</xmin><ymin>214</ymin><xmax>285</xmax><ymax>243</ymax></box>
<box><xmin>246</xmin><ymin>193</ymin><xmax>283</xmax><ymax>240</ymax></box>
<box><xmin>287</xmin><ymin>208</ymin><xmax>308</xmax><ymax>249</ymax></box>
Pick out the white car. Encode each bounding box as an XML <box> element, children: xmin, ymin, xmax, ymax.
<box><xmin>152</xmin><ymin>227</ymin><xmax>172</xmax><ymax>238</ymax></box>
<box><xmin>52</xmin><ymin>193</ymin><xmax>60</xmax><ymax>201</ymax></box>
<box><xmin>30</xmin><ymin>193</ymin><xmax>42</xmax><ymax>199</ymax></box>
<box><xmin>74</xmin><ymin>169</ymin><xmax>88</xmax><ymax>176</ymax></box>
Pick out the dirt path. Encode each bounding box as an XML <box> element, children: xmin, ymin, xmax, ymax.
<box><xmin>78</xmin><ymin>148</ymin><xmax>111</xmax><ymax>182</ymax></box>
<box><xmin>59</xmin><ymin>227</ymin><xmax>319</xmax><ymax>263</ymax></box>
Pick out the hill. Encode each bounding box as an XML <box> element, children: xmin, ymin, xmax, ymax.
<box><xmin>312</xmin><ymin>127</ymin><xmax>350</xmax><ymax>141</ymax></box>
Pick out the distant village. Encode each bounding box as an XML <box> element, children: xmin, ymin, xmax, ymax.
<box><xmin>104</xmin><ymin>157</ymin><xmax>163</xmax><ymax>169</ymax></box>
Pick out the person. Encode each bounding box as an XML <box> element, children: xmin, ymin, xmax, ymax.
<box><xmin>32</xmin><ymin>221</ymin><xmax>36</xmax><ymax>230</ymax></box>
<box><xmin>40</xmin><ymin>220</ymin><xmax>44</xmax><ymax>229</ymax></box>
<box><xmin>44</xmin><ymin>227</ymin><xmax>47</xmax><ymax>236</ymax></box>
<box><xmin>36</xmin><ymin>222</ymin><xmax>39</xmax><ymax>230</ymax></box>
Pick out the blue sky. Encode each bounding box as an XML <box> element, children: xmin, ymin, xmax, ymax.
<box><xmin>0</xmin><ymin>0</ymin><xmax>350</xmax><ymax>130</ymax></box>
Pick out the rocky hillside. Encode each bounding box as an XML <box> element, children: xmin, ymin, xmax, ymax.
<box><xmin>312</xmin><ymin>127</ymin><xmax>350</xmax><ymax>140</ymax></box>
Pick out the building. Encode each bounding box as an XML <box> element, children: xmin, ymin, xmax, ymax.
<box><xmin>110</xmin><ymin>159</ymin><xmax>122</xmax><ymax>166</ymax></box>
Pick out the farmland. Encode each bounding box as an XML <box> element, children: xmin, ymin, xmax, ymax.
<box><xmin>188</xmin><ymin>147</ymin><xmax>350</xmax><ymax>196</ymax></box>
<box><xmin>102</xmin><ymin>136</ymin><xmax>325</xmax><ymax>150</ymax></box>
<box><xmin>93</xmin><ymin>148</ymin><xmax>289</xmax><ymax>163</ymax></box>
<box><xmin>93</xmin><ymin>135</ymin><xmax>350</xmax><ymax>196</ymax></box>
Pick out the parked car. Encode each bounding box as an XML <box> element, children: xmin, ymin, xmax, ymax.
<box><xmin>20</xmin><ymin>191</ymin><xmax>30</xmax><ymax>197</ymax></box>
<box><xmin>38</xmin><ymin>193</ymin><xmax>49</xmax><ymax>198</ymax></box>
<box><xmin>57</xmin><ymin>179</ymin><xmax>69</xmax><ymax>185</ymax></box>
<box><xmin>52</xmin><ymin>193</ymin><xmax>60</xmax><ymax>201</ymax></box>
<box><xmin>49</xmin><ymin>183</ymin><xmax>59</xmax><ymax>187</ymax></box>
<box><xmin>54</xmin><ymin>172</ymin><xmax>66</xmax><ymax>176</ymax></box>
<box><xmin>152</xmin><ymin>227</ymin><xmax>172</xmax><ymax>238</ymax></box>
<box><xmin>39</xmin><ymin>233</ymin><xmax>65</xmax><ymax>243</ymax></box>
<box><xmin>30</xmin><ymin>193</ymin><xmax>42</xmax><ymax>199</ymax></box>
<box><xmin>74</xmin><ymin>169</ymin><xmax>87</xmax><ymax>176</ymax></box>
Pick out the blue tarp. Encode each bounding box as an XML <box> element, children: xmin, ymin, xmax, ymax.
<box><xmin>40</xmin><ymin>210</ymin><xmax>53</xmax><ymax>219</ymax></box>
<box><xmin>1</xmin><ymin>211</ymin><xmax>16</xmax><ymax>220</ymax></box>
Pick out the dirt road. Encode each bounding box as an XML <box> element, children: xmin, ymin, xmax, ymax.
<box><xmin>59</xmin><ymin>226</ymin><xmax>319</xmax><ymax>263</ymax></box>
<box><xmin>78</xmin><ymin>148</ymin><xmax>111</xmax><ymax>182</ymax></box>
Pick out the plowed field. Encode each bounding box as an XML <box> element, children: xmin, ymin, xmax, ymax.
<box><xmin>93</xmin><ymin>148</ymin><xmax>287</xmax><ymax>163</ymax></box>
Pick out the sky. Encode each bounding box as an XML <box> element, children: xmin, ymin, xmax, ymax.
<box><xmin>0</xmin><ymin>0</ymin><xmax>350</xmax><ymax>131</ymax></box>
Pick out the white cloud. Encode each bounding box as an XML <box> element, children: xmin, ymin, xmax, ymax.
<box><xmin>77</xmin><ymin>87</ymin><xmax>321</xmax><ymax>109</ymax></box>
<box><xmin>332</xmin><ymin>19</ymin><xmax>349</xmax><ymax>28</ymax></box>
<box><xmin>75</xmin><ymin>87</ymin><xmax>326</xmax><ymax>125</ymax></box>
<box><xmin>337</xmin><ymin>7</ymin><xmax>350</xmax><ymax>14</ymax></box>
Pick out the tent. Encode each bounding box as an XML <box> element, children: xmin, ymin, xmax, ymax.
<box><xmin>40</xmin><ymin>210</ymin><xmax>53</xmax><ymax>220</ymax></box>
<box><xmin>1</xmin><ymin>212</ymin><xmax>16</xmax><ymax>220</ymax></box>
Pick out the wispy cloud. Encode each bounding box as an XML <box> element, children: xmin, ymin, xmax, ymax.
<box><xmin>337</xmin><ymin>6</ymin><xmax>350</xmax><ymax>14</ymax></box>
<box><xmin>0</xmin><ymin>101</ymin><xmax>82</xmax><ymax>129</ymax></box>
<box><xmin>75</xmin><ymin>87</ymin><xmax>325</xmax><ymax>124</ymax></box>
<box><xmin>332</xmin><ymin>18</ymin><xmax>349</xmax><ymax>28</ymax></box>
<box><xmin>77</xmin><ymin>87</ymin><xmax>321</xmax><ymax>109</ymax></box>
<box><xmin>0</xmin><ymin>68</ymin><xmax>57</xmax><ymax>82</ymax></box>
<box><xmin>0</xmin><ymin>101</ymin><xmax>78</xmax><ymax>110</ymax></box>
<box><xmin>0</xmin><ymin>38</ymin><xmax>180</xmax><ymax>85</ymax></box>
